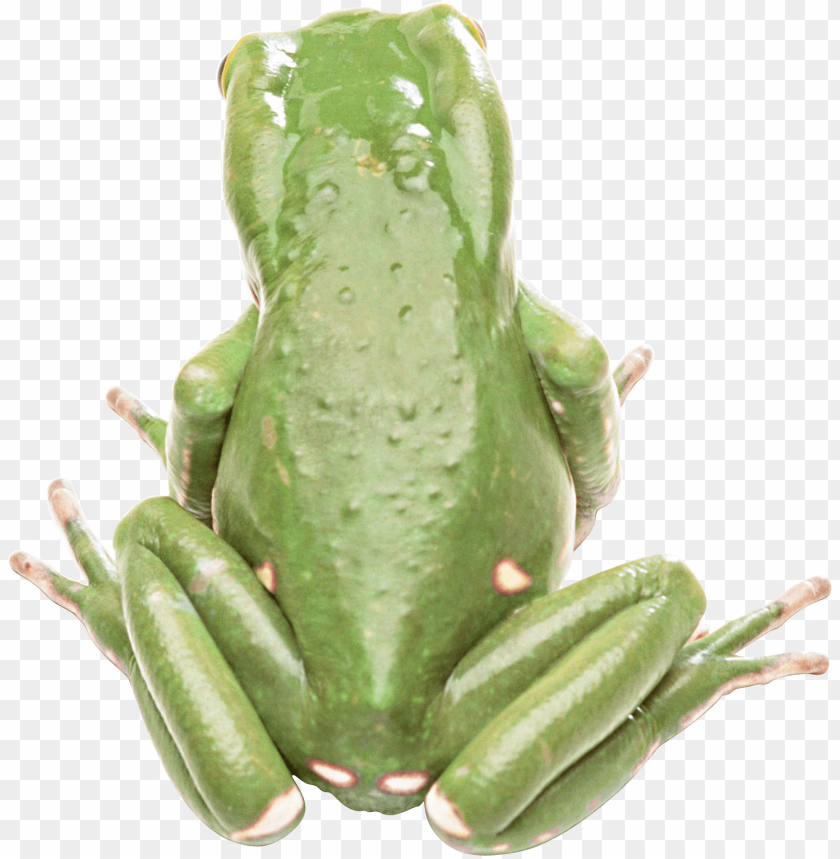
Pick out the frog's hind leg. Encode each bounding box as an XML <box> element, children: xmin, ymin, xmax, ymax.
<box><xmin>424</xmin><ymin>558</ymin><xmax>830</xmax><ymax>855</ymax></box>
<box><xmin>107</xmin><ymin>304</ymin><xmax>258</xmax><ymax>528</ymax></box>
<box><xmin>11</xmin><ymin>480</ymin><xmax>306</xmax><ymax>845</ymax></box>
<box><xmin>515</xmin><ymin>280</ymin><xmax>653</xmax><ymax>548</ymax></box>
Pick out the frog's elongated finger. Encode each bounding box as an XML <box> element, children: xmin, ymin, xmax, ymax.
<box><xmin>106</xmin><ymin>387</ymin><xmax>168</xmax><ymax>464</ymax></box>
<box><xmin>9</xmin><ymin>550</ymin><xmax>89</xmax><ymax>627</ymax></box>
<box><xmin>47</xmin><ymin>478</ymin><xmax>118</xmax><ymax>588</ymax></box>
<box><xmin>11</xmin><ymin>480</ymin><xmax>128</xmax><ymax>671</ymax></box>
<box><xmin>429</xmin><ymin>554</ymin><xmax>705</xmax><ymax>762</ymax></box>
<box><xmin>427</xmin><ymin>554</ymin><xmax>705</xmax><ymax>836</ymax></box>
<box><xmin>166</xmin><ymin>305</ymin><xmax>258</xmax><ymax>527</ymax></box>
<box><xmin>114</xmin><ymin>496</ymin><xmax>306</xmax><ymax>745</ymax></box>
<box><xmin>684</xmin><ymin>576</ymin><xmax>831</xmax><ymax>659</ymax></box>
<box><xmin>515</xmin><ymin>280</ymin><xmax>621</xmax><ymax>548</ymax></box>
<box><xmin>120</xmin><ymin>541</ymin><xmax>305</xmax><ymax>844</ymax></box>
<box><xmin>613</xmin><ymin>344</ymin><xmax>654</xmax><ymax>406</ymax></box>
<box><xmin>427</xmin><ymin>647</ymin><xmax>828</xmax><ymax>855</ymax></box>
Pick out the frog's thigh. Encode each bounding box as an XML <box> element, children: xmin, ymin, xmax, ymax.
<box><xmin>114</xmin><ymin>497</ymin><xmax>305</xmax><ymax>845</ymax></box>
<box><xmin>427</xmin><ymin>576</ymin><xmax>830</xmax><ymax>856</ymax></box>
<box><xmin>166</xmin><ymin>304</ymin><xmax>258</xmax><ymax>526</ymax></box>
<box><xmin>425</xmin><ymin>555</ymin><xmax>705</xmax><ymax>844</ymax></box>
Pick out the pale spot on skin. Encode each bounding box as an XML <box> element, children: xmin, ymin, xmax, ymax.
<box><xmin>230</xmin><ymin>784</ymin><xmax>304</xmax><ymax>843</ymax></box>
<box><xmin>631</xmin><ymin>739</ymin><xmax>662</xmax><ymax>777</ymax></box>
<box><xmin>202</xmin><ymin>558</ymin><xmax>228</xmax><ymax>576</ymax></box>
<box><xmin>262</xmin><ymin>416</ymin><xmax>278</xmax><ymax>448</ymax></box>
<box><xmin>276</xmin><ymin>459</ymin><xmax>291</xmax><ymax>487</ymax></box>
<box><xmin>254</xmin><ymin>560</ymin><xmax>277</xmax><ymax>595</ymax></box>
<box><xmin>149</xmin><ymin>591</ymin><xmax>165</xmax><ymax>604</ymax></box>
<box><xmin>530</xmin><ymin>827</ymin><xmax>561</xmax><ymax>846</ymax></box>
<box><xmin>210</xmin><ymin>485</ymin><xmax>219</xmax><ymax>535</ymax></box>
<box><xmin>679</xmin><ymin>651</ymin><xmax>829</xmax><ymax>732</ymax></box>
<box><xmin>550</xmin><ymin>400</ymin><xmax>565</xmax><ymax>417</ymax></box>
<box><xmin>181</xmin><ymin>442</ymin><xmax>192</xmax><ymax>489</ymax></box>
<box><xmin>376</xmin><ymin>770</ymin><xmax>430</xmax><ymax>795</ymax></box>
<box><xmin>454</xmin><ymin>765</ymin><xmax>470</xmax><ymax>778</ymax></box>
<box><xmin>178</xmin><ymin>363</ymin><xmax>214</xmax><ymax>382</ymax></box>
<box><xmin>491</xmin><ymin>844</ymin><xmax>512</xmax><ymax>853</ymax></box>
<box><xmin>492</xmin><ymin>559</ymin><xmax>532</xmax><ymax>596</ymax></box>
<box><xmin>307</xmin><ymin>759</ymin><xmax>359</xmax><ymax>788</ymax></box>
<box><xmin>425</xmin><ymin>783</ymin><xmax>472</xmax><ymax>840</ymax></box>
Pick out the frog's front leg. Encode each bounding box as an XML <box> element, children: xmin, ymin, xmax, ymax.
<box><xmin>107</xmin><ymin>304</ymin><xmax>258</xmax><ymax>526</ymax></box>
<box><xmin>10</xmin><ymin>479</ymin><xmax>306</xmax><ymax>845</ymax></box>
<box><xmin>424</xmin><ymin>557</ymin><xmax>829</xmax><ymax>855</ymax></box>
<box><xmin>516</xmin><ymin>280</ymin><xmax>652</xmax><ymax>548</ymax></box>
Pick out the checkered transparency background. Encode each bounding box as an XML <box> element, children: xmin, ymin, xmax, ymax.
<box><xmin>1</xmin><ymin>0</ymin><xmax>837</xmax><ymax>856</ymax></box>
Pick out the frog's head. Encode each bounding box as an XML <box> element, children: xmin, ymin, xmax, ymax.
<box><xmin>217</xmin><ymin>5</ymin><xmax>515</xmax><ymax>309</ymax></box>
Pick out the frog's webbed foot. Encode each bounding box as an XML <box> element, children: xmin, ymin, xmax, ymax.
<box><xmin>424</xmin><ymin>564</ymin><xmax>829</xmax><ymax>855</ymax></box>
<box><xmin>10</xmin><ymin>479</ymin><xmax>306</xmax><ymax>846</ymax></box>
<box><xmin>516</xmin><ymin>281</ymin><xmax>653</xmax><ymax>549</ymax></box>
<box><xmin>107</xmin><ymin>304</ymin><xmax>258</xmax><ymax>528</ymax></box>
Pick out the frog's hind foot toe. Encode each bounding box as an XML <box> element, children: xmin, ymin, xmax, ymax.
<box><xmin>106</xmin><ymin>385</ymin><xmax>167</xmax><ymax>462</ymax></box>
<box><xmin>684</xmin><ymin>576</ymin><xmax>831</xmax><ymax>660</ymax></box>
<box><xmin>613</xmin><ymin>343</ymin><xmax>654</xmax><ymax>406</ymax></box>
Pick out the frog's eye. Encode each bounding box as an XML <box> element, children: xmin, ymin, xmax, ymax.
<box><xmin>466</xmin><ymin>17</ymin><xmax>487</xmax><ymax>50</ymax></box>
<box><xmin>217</xmin><ymin>51</ymin><xmax>231</xmax><ymax>98</ymax></box>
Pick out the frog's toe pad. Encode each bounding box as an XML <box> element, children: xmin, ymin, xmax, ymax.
<box><xmin>775</xmin><ymin>577</ymin><xmax>831</xmax><ymax>627</ymax></box>
<box><xmin>425</xmin><ymin>782</ymin><xmax>473</xmax><ymax>840</ymax></box>
<box><xmin>48</xmin><ymin>477</ymin><xmax>85</xmax><ymax>527</ymax></box>
<box><xmin>229</xmin><ymin>784</ymin><xmax>305</xmax><ymax>844</ymax></box>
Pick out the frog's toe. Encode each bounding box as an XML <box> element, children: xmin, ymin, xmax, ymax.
<box><xmin>106</xmin><ymin>386</ymin><xmax>167</xmax><ymax>462</ymax></box>
<box><xmin>613</xmin><ymin>343</ymin><xmax>654</xmax><ymax>405</ymax></box>
<box><xmin>683</xmin><ymin>575</ymin><xmax>831</xmax><ymax>659</ymax></box>
<box><xmin>12</xmin><ymin>480</ymin><xmax>130</xmax><ymax>671</ymax></box>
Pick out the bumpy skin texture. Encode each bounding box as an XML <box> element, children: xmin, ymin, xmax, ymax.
<box><xmin>9</xmin><ymin>6</ymin><xmax>830</xmax><ymax>853</ymax></box>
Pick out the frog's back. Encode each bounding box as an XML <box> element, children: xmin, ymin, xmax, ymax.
<box><xmin>214</xmin><ymin>6</ymin><xmax>574</xmax><ymax>765</ymax></box>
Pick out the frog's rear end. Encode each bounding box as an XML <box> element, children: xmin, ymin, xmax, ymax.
<box><xmin>213</xmin><ymin>6</ymin><xmax>576</xmax><ymax>811</ymax></box>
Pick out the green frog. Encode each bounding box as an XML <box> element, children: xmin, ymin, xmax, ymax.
<box><xmin>10</xmin><ymin>5</ymin><xmax>830</xmax><ymax>853</ymax></box>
